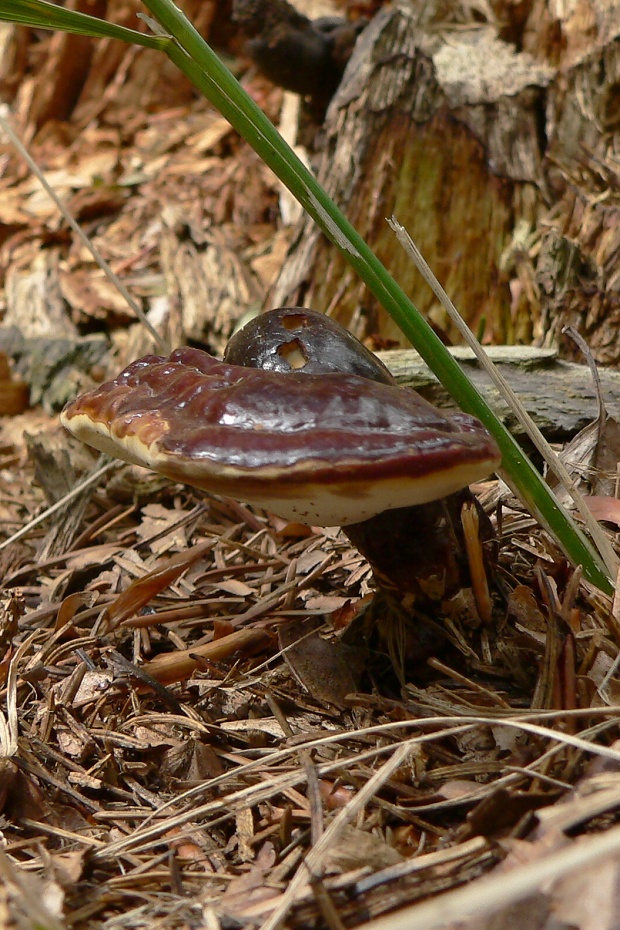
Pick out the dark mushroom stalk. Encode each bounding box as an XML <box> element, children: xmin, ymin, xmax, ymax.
<box><xmin>224</xmin><ymin>308</ymin><xmax>498</xmax><ymax>604</ymax></box>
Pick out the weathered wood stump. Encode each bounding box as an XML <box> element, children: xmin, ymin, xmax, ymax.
<box><xmin>271</xmin><ymin>0</ymin><xmax>620</xmax><ymax>363</ymax></box>
<box><xmin>271</xmin><ymin>1</ymin><xmax>552</xmax><ymax>346</ymax></box>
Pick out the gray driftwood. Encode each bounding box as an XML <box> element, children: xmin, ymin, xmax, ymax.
<box><xmin>379</xmin><ymin>345</ymin><xmax>620</xmax><ymax>442</ymax></box>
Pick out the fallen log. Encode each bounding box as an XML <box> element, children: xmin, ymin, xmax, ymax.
<box><xmin>380</xmin><ymin>345</ymin><xmax>620</xmax><ymax>442</ymax></box>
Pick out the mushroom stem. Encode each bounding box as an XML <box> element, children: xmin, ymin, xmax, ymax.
<box><xmin>343</xmin><ymin>494</ymin><xmax>484</xmax><ymax>602</ymax></box>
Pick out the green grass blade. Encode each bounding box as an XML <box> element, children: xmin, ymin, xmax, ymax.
<box><xmin>0</xmin><ymin>0</ymin><xmax>165</xmax><ymax>48</ymax></box>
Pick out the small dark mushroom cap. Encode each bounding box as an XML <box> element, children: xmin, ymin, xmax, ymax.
<box><xmin>225</xmin><ymin>307</ymin><xmax>396</xmax><ymax>384</ymax></box>
<box><xmin>61</xmin><ymin>346</ymin><xmax>501</xmax><ymax>526</ymax></box>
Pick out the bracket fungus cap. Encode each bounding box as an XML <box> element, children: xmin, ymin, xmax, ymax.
<box><xmin>61</xmin><ymin>346</ymin><xmax>501</xmax><ymax>526</ymax></box>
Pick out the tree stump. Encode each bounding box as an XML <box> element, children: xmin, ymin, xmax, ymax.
<box><xmin>271</xmin><ymin>0</ymin><xmax>620</xmax><ymax>362</ymax></box>
<box><xmin>529</xmin><ymin>0</ymin><xmax>620</xmax><ymax>365</ymax></box>
<box><xmin>271</xmin><ymin>1</ymin><xmax>552</xmax><ymax>346</ymax></box>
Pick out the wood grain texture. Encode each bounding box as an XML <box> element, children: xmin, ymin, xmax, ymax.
<box><xmin>379</xmin><ymin>345</ymin><xmax>620</xmax><ymax>441</ymax></box>
<box><xmin>271</xmin><ymin>1</ymin><xmax>551</xmax><ymax>345</ymax></box>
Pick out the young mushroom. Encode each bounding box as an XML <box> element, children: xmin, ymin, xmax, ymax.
<box><xmin>60</xmin><ymin>342</ymin><xmax>500</xmax><ymax>535</ymax></box>
<box><xmin>225</xmin><ymin>308</ymin><xmax>499</xmax><ymax>602</ymax></box>
<box><xmin>224</xmin><ymin>306</ymin><xmax>396</xmax><ymax>383</ymax></box>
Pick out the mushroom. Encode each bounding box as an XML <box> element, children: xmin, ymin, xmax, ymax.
<box><xmin>231</xmin><ymin>0</ymin><xmax>367</xmax><ymax>119</ymax></box>
<box><xmin>60</xmin><ymin>340</ymin><xmax>500</xmax><ymax>534</ymax></box>
<box><xmin>61</xmin><ymin>309</ymin><xmax>500</xmax><ymax>611</ymax></box>
<box><xmin>224</xmin><ymin>306</ymin><xmax>396</xmax><ymax>383</ymax></box>
<box><xmin>224</xmin><ymin>308</ymin><xmax>499</xmax><ymax>601</ymax></box>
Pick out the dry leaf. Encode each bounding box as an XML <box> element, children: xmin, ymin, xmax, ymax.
<box><xmin>323</xmin><ymin>825</ymin><xmax>403</xmax><ymax>873</ymax></box>
<box><xmin>104</xmin><ymin>540</ymin><xmax>212</xmax><ymax>630</ymax></box>
<box><xmin>279</xmin><ymin>616</ymin><xmax>365</xmax><ymax>708</ymax></box>
<box><xmin>585</xmin><ymin>495</ymin><xmax>620</xmax><ymax>528</ymax></box>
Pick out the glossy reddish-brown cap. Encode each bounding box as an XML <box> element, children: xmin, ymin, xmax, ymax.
<box><xmin>61</xmin><ymin>347</ymin><xmax>501</xmax><ymax>526</ymax></box>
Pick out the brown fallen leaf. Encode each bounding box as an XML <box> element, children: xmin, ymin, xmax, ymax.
<box><xmin>465</xmin><ymin>787</ymin><xmax>554</xmax><ymax>839</ymax></box>
<box><xmin>584</xmin><ymin>495</ymin><xmax>620</xmax><ymax>529</ymax></box>
<box><xmin>220</xmin><ymin>842</ymin><xmax>278</xmax><ymax>917</ymax></box>
<box><xmin>323</xmin><ymin>824</ymin><xmax>403</xmax><ymax>874</ymax></box>
<box><xmin>279</xmin><ymin>616</ymin><xmax>366</xmax><ymax>709</ymax></box>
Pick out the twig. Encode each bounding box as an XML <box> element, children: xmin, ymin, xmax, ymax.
<box><xmin>92</xmin><ymin>710</ymin><xmax>620</xmax><ymax>862</ymax></box>
<box><xmin>354</xmin><ymin>819</ymin><xmax>620</xmax><ymax>930</ymax></box>
<box><xmin>259</xmin><ymin>741</ymin><xmax>414</xmax><ymax>930</ymax></box>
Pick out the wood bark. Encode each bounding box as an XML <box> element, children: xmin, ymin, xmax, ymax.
<box><xmin>271</xmin><ymin>0</ymin><xmax>551</xmax><ymax>345</ymax></box>
<box><xmin>1</xmin><ymin>0</ymin><xmax>217</xmax><ymax>130</ymax></box>
<box><xmin>523</xmin><ymin>0</ymin><xmax>620</xmax><ymax>365</ymax></box>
